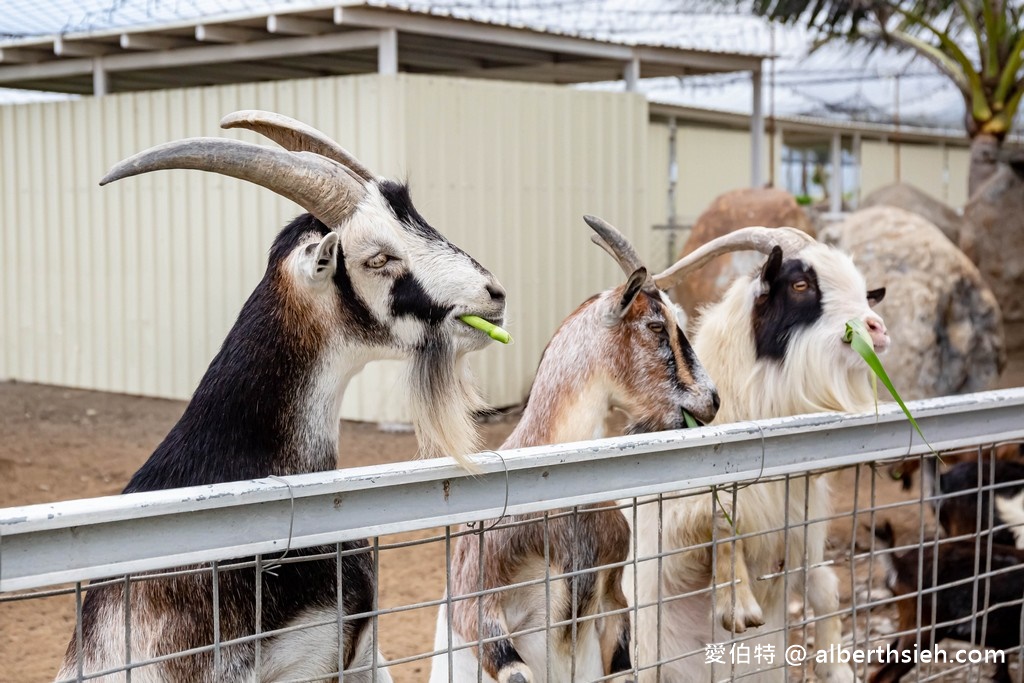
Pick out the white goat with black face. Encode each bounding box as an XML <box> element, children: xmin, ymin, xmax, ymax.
<box><xmin>626</xmin><ymin>228</ymin><xmax>889</xmax><ymax>683</ymax></box>
<box><xmin>430</xmin><ymin>216</ymin><xmax>719</xmax><ymax>683</ymax></box>
<box><xmin>55</xmin><ymin>111</ymin><xmax>505</xmax><ymax>683</ymax></box>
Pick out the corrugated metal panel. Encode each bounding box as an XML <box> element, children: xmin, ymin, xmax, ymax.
<box><xmin>861</xmin><ymin>139</ymin><xmax>970</xmax><ymax>209</ymax></box>
<box><xmin>858</xmin><ymin>139</ymin><xmax>897</xmax><ymax>200</ymax></box>
<box><xmin>0</xmin><ymin>74</ymin><xmax>648</xmax><ymax>424</ymax></box>
<box><xmin>645</xmin><ymin>120</ymin><xmax>755</xmax><ymax>267</ymax></box>
<box><xmin>900</xmin><ymin>144</ymin><xmax>949</xmax><ymax>204</ymax></box>
<box><xmin>944</xmin><ymin>146</ymin><xmax>969</xmax><ymax>208</ymax></box>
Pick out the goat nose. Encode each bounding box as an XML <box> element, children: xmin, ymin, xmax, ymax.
<box><xmin>865</xmin><ymin>316</ymin><xmax>887</xmax><ymax>336</ymax></box>
<box><xmin>864</xmin><ymin>314</ymin><xmax>890</xmax><ymax>350</ymax></box>
<box><xmin>711</xmin><ymin>389</ymin><xmax>721</xmax><ymax>413</ymax></box>
<box><xmin>486</xmin><ymin>283</ymin><xmax>506</xmax><ymax>302</ymax></box>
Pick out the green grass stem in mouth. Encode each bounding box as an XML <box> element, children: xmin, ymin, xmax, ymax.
<box><xmin>683</xmin><ymin>410</ymin><xmax>699</xmax><ymax>429</ymax></box>
<box><xmin>459</xmin><ymin>315</ymin><xmax>512</xmax><ymax>345</ymax></box>
<box><xmin>843</xmin><ymin>318</ymin><xmax>936</xmax><ymax>455</ymax></box>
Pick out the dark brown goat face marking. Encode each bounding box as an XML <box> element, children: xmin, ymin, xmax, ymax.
<box><xmin>608</xmin><ymin>287</ymin><xmax>719</xmax><ymax>428</ymax></box>
<box><xmin>752</xmin><ymin>246</ymin><xmax>824</xmax><ymax>361</ymax></box>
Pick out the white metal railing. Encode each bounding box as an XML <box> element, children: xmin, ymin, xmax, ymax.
<box><xmin>3</xmin><ymin>387</ymin><xmax>1024</xmax><ymax>683</ymax></box>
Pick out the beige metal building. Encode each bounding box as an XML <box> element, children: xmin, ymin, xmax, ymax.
<box><xmin>0</xmin><ymin>2</ymin><xmax>975</xmax><ymax>423</ymax></box>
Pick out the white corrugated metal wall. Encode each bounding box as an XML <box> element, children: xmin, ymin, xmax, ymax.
<box><xmin>859</xmin><ymin>139</ymin><xmax>970</xmax><ymax>207</ymax></box>
<box><xmin>0</xmin><ymin>74</ymin><xmax>648</xmax><ymax>422</ymax></box>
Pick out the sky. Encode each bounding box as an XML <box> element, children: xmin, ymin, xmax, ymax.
<box><xmin>0</xmin><ymin>0</ymin><xmax>987</xmax><ymax>132</ymax></box>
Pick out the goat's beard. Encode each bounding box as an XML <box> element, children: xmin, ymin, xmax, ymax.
<box><xmin>407</xmin><ymin>336</ymin><xmax>486</xmax><ymax>472</ymax></box>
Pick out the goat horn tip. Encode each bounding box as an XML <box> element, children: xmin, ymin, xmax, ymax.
<box><xmin>220</xmin><ymin>110</ymin><xmax>259</xmax><ymax>129</ymax></box>
<box><xmin>98</xmin><ymin>169</ymin><xmax>123</xmax><ymax>186</ymax></box>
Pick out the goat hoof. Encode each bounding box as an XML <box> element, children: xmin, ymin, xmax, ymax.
<box><xmin>718</xmin><ymin>602</ymin><xmax>764</xmax><ymax>633</ymax></box>
<box><xmin>500</xmin><ymin>665</ymin><xmax>534</xmax><ymax>683</ymax></box>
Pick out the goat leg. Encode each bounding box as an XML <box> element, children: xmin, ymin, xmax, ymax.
<box><xmin>600</xmin><ymin>567</ymin><xmax>633</xmax><ymax>678</ymax></box>
<box><xmin>713</xmin><ymin>536</ymin><xmax>765</xmax><ymax>632</ymax></box>
<box><xmin>805</xmin><ymin>565</ymin><xmax>855</xmax><ymax>682</ymax></box>
<box><xmin>476</xmin><ymin>595</ymin><xmax>534</xmax><ymax>683</ymax></box>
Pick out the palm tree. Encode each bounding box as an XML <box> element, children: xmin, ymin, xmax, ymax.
<box><xmin>750</xmin><ymin>0</ymin><xmax>1023</xmax><ymax>197</ymax></box>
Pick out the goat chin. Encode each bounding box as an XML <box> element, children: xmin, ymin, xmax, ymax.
<box><xmin>408</xmin><ymin>339</ymin><xmax>486</xmax><ymax>472</ymax></box>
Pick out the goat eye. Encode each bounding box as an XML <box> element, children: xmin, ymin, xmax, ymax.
<box><xmin>366</xmin><ymin>253</ymin><xmax>390</xmax><ymax>269</ymax></box>
<box><xmin>792</xmin><ymin>281</ymin><xmax>809</xmax><ymax>292</ymax></box>
<box><xmin>647</xmin><ymin>322</ymin><xmax>665</xmax><ymax>333</ymax></box>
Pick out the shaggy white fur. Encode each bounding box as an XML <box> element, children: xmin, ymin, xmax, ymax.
<box><xmin>627</xmin><ymin>243</ymin><xmax>888</xmax><ymax>683</ymax></box>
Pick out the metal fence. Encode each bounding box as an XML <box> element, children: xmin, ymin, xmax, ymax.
<box><xmin>3</xmin><ymin>388</ymin><xmax>1024</xmax><ymax>682</ymax></box>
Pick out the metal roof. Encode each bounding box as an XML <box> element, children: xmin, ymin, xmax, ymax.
<box><xmin>0</xmin><ymin>1</ymin><xmax>764</xmax><ymax>95</ymax></box>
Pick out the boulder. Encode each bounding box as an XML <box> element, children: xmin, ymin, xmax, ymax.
<box><xmin>861</xmin><ymin>182</ymin><xmax>964</xmax><ymax>245</ymax></box>
<box><xmin>820</xmin><ymin>206</ymin><xmax>1005</xmax><ymax>399</ymax></box>
<box><xmin>962</xmin><ymin>162</ymin><xmax>1024</xmax><ymax>352</ymax></box>
<box><xmin>670</xmin><ymin>188</ymin><xmax>816</xmax><ymax>320</ymax></box>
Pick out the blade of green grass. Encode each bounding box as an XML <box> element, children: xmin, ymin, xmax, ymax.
<box><xmin>843</xmin><ymin>318</ymin><xmax>936</xmax><ymax>455</ymax></box>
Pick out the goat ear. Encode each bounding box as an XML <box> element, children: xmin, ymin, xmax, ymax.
<box><xmin>301</xmin><ymin>232</ymin><xmax>340</xmax><ymax>283</ymax></box>
<box><xmin>867</xmin><ymin>287</ymin><xmax>886</xmax><ymax>307</ymax></box>
<box><xmin>614</xmin><ymin>267</ymin><xmax>647</xmax><ymax>320</ymax></box>
<box><xmin>760</xmin><ymin>245</ymin><xmax>783</xmax><ymax>285</ymax></box>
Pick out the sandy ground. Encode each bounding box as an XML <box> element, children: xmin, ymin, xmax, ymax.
<box><xmin>2</xmin><ymin>355</ymin><xmax>1022</xmax><ymax>682</ymax></box>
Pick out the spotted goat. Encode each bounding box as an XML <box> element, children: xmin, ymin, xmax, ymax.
<box><xmin>627</xmin><ymin>227</ymin><xmax>890</xmax><ymax>683</ymax></box>
<box><xmin>56</xmin><ymin>111</ymin><xmax>505</xmax><ymax>683</ymax></box>
<box><xmin>429</xmin><ymin>215</ymin><xmax>719</xmax><ymax>683</ymax></box>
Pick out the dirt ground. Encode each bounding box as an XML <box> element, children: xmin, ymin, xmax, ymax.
<box><xmin>2</xmin><ymin>356</ymin><xmax>1022</xmax><ymax>683</ymax></box>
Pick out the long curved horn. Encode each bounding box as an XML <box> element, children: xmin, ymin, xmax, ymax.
<box><xmin>220</xmin><ymin>110</ymin><xmax>376</xmax><ymax>184</ymax></box>
<box><xmin>100</xmin><ymin>137</ymin><xmax>366</xmax><ymax>227</ymax></box>
<box><xmin>583</xmin><ymin>214</ymin><xmax>646</xmax><ymax>277</ymax></box>
<box><xmin>652</xmin><ymin>226</ymin><xmax>815</xmax><ymax>290</ymax></box>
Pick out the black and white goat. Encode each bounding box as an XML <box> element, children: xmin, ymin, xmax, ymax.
<box><xmin>922</xmin><ymin>456</ymin><xmax>1024</xmax><ymax>549</ymax></box>
<box><xmin>870</xmin><ymin>520</ymin><xmax>1024</xmax><ymax>683</ymax></box>
<box><xmin>627</xmin><ymin>228</ymin><xmax>890</xmax><ymax>682</ymax></box>
<box><xmin>429</xmin><ymin>216</ymin><xmax>720</xmax><ymax>683</ymax></box>
<box><xmin>56</xmin><ymin>111</ymin><xmax>505</xmax><ymax>683</ymax></box>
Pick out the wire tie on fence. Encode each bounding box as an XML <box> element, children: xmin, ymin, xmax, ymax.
<box><xmin>262</xmin><ymin>475</ymin><xmax>296</xmax><ymax>577</ymax></box>
<box><xmin>710</xmin><ymin>421</ymin><xmax>768</xmax><ymax>532</ymax></box>
<box><xmin>465</xmin><ymin>451</ymin><xmax>510</xmax><ymax>534</ymax></box>
<box><xmin>747</xmin><ymin>420</ymin><xmax>768</xmax><ymax>487</ymax></box>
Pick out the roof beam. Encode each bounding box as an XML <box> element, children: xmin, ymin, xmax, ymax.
<box><xmin>634</xmin><ymin>45</ymin><xmax>761</xmax><ymax>74</ymax></box>
<box><xmin>120</xmin><ymin>33</ymin><xmax>194</xmax><ymax>51</ymax></box>
<box><xmin>392</xmin><ymin>48</ymin><xmax>482</xmax><ymax>72</ymax></box>
<box><xmin>0</xmin><ymin>47</ymin><xmax>48</xmax><ymax>64</ymax></box>
<box><xmin>458</xmin><ymin>60</ymin><xmax>622</xmax><ymax>84</ymax></box>
<box><xmin>334</xmin><ymin>6</ymin><xmax>762</xmax><ymax>76</ymax></box>
<box><xmin>335</xmin><ymin>6</ymin><xmax>631</xmax><ymax>62</ymax></box>
<box><xmin>0</xmin><ymin>31</ymin><xmax>381</xmax><ymax>85</ymax></box>
<box><xmin>53</xmin><ymin>37</ymin><xmax>112</xmax><ymax>58</ymax></box>
<box><xmin>0</xmin><ymin>58</ymin><xmax>93</xmax><ymax>82</ymax></box>
<box><xmin>267</xmin><ymin>15</ymin><xmax>333</xmax><ymax>35</ymax></box>
<box><xmin>195</xmin><ymin>24</ymin><xmax>266</xmax><ymax>44</ymax></box>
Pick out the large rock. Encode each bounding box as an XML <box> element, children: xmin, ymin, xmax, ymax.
<box><xmin>861</xmin><ymin>182</ymin><xmax>964</xmax><ymax>245</ymax></box>
<box><xmin>821</xmin><ymin>206</ymin><xmax>1005</xmax><ymax>399</ymax></box>
<box><xmin>962</xmin><ymin>162</ymin><xmax>1024</xmax><ymax>352</ymax></box>
<box><xmin>671</xmin><ymin>188</ymin><xmax>815</xmax><ymax>320</ymax></box>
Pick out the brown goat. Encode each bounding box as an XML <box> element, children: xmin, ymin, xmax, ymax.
<box><xmin>429</xmin><ymin>216</ymin><xmax>720</xmax><ymax>683</ymax></box>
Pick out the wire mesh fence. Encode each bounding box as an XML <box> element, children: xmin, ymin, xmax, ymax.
<box><xmin>3</xmin><ymin>389</ymin><xmax>1023</xmax><ymax>682</ymax></box>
